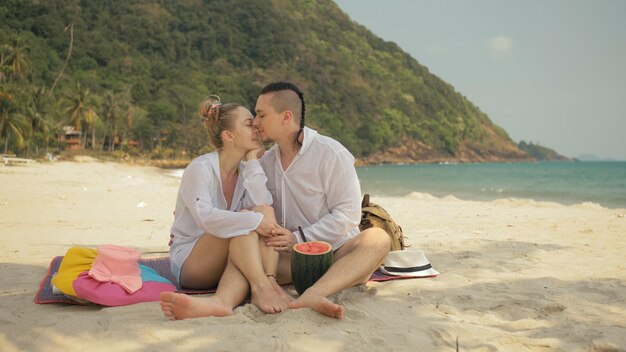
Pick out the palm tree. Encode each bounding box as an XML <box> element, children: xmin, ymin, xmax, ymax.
<box><xmin>24</xmin><ymin>87</ymin><xmax>53</xmax><ymax>156</ymax></box>
<box><xmin>0</xmin><ymin>44</ymin><xmax>8</xmax><ymax>82</ymax></box>
<box><xmin>0</xmin><ymin>91</ymin><xmax>29</xmax><ymax>154</ymax></box>
<box><xmin>62</xmin><ymin>82</ymin><xmax>98</xmax><ymax>148</ymax></box>
<box><xmin>50</xmin><ymin>24</ymin><xmax>74</xmax><ymax>96</ymax></box>
<box><xmin>2</xmin><ymin>37</ymin><xmax>29</xmax><ymax>82</ymax></box>
<box><xmin>121</xmin><ymin>88</ymin><xmax>134</xmax><ymax>148</ymax></box>
<box><xmin>100</xmin><ymin>91</ymin><xmax>119</xmax><ymax>151</ymax></box>
<box><xmin>64</xmin><ymin>82</ymin><xmax>87</xmax><ymax>130</ymax></box>
<box><xmin>84</xmin><ymin>107</ymin><xmax>100</xmax><ymax>149</ymax></box>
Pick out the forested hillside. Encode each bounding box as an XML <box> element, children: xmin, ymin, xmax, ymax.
<box><xmin>0</xmin><ymin>0</ymin><xmax>530</xmax><ymax>162</ymax></box>
<box><xmin>518</xmin><ymin>141</ymin><xmax>569</xmax><ymax>161</ymax></box>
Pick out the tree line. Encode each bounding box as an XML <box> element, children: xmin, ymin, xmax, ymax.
<box><xmin>1</xmin><ymin>0</ymin><xmax>517</xmax><ymax>161</ymax></box>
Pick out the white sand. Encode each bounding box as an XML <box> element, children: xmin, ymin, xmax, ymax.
<box><xmin>1</xmin><ymin>161</ymin><xmax>624</xmax><ymax>351</ymax></box>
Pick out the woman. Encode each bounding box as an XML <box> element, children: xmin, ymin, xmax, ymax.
<box><xmin>160</xmin><ymin>96</ymin><xmax>292</xmax><ymax>320</ymax></box>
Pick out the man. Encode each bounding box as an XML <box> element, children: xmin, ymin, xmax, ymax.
<box><xmin>254</xmin><ymin>82</ymin><xmax>390</xmax><ymax>319</ymax></box>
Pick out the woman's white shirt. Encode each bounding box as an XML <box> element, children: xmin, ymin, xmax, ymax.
<box><xmin>170</xmin><ymin>151</ymin><xmax>272</xmax><ymax>247</ymax></box>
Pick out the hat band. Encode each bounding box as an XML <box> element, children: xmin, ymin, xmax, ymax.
<box><xmin>384</xmin><ymin>263</ymin><xmax>432</xmax><ymax>273</ymax></box>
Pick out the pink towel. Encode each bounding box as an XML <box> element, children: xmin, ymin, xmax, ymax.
<box><xmin>74</xmin><ymin>272</ymin><xmax>175</xmax><ymax>306</ymax></box>
<box><xmin>88</xmin><ymin>245</ymin><xmax>142</xmax><ymax>294</ymax></box>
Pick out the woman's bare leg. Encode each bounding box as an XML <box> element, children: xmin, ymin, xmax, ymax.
<box><xmin>258</xmin><ymin>236</ymin><xmax>294</xmax><ymax>302</ymax></box>
<box><xmin>161</xmin><ymin>203</ymin><xmax>291</xmax><ymax>319</ymax></box>
<box><xmin>160</xmin><ymin>236</ymin><xmax>290</xmax><ymax>320</ymax></box>
<box><xmin>178</xmin><ymin>234</ymin><xmax>230</xmax><ymax>289</ymax></box>
<box><xmin>276</xmin><ymin>250</ymin><xmax>293</xmax><ymax>285</ymax></box>
<box><xmin>160</xmin><ymin>234</ymin><xmax>250</xmax><ymax>320</ymax></box>
<box><xmin>160</xmin><ymin>258</ymin><xmax>248</xmax><ymax>320</ymax></box>
<box><xmin>228</xmin><ymin>232</ymin><xmax>289</xmax><ymax>313</ymax></box>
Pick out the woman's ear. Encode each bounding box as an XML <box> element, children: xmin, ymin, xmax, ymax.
<box><xmin>221</xmin><ymin>130</ymin><xmax>235</xmax><ymax>144</ymax></box>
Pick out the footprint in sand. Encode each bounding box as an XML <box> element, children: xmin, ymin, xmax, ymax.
<box><xmin>541</xmin><ymin>303</ymin><xmax>566</xmax><ymax>315</ymax></box>
<box><xmin>367</xmin><ymin>337</ymin><xmax>387</xmax><ymax>348</ymax></box>
<box><xmin>239</xmin><ymin>305</ymin><xmax>281</xmax><ymax>325</ymax></box>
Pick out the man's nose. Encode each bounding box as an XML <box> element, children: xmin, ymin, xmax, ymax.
<box><xmin>252</xmin><ymin>115</ymin><xmax>260</xmax><ymax>126</ymax></box>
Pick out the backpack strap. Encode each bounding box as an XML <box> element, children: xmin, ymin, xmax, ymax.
<box><xmin>361</xmin><ymin>206</ymin><xmax>394</xmax><ymax>222</ymax></box>
<box><xmin>361</xmin><ymin>194</ymin><xmax>370</xmax><ymax>208</ymax></box>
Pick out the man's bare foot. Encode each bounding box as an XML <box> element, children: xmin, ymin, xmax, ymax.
<box><xmin>288</xmin><ymin>293</ymin><xmax>344</xmax><ymax>319</ymax></box>
<box><xmin>160</xmin><ymin>292</ymin><xmax>233</xmax><ymax>320</ymax></box>
<box><xmin>250</xmin><ymin>282</ymin><xmax>289</xmax><ymax>313</ymax></box>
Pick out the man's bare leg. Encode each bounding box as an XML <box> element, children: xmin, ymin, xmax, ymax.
<box><xmin>288</xmin><ymin>227</ymin><xmax>390</xmax><ymax>319</ymax></box>
<box><xmin>160</xmin><ymin>257</ymin><xmax>249</xmax><ymax>320</ymax></box>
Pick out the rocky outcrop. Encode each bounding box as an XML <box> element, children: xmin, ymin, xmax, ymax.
<box><xmin>358</xmin><ymin>136</ymin><xmax>532</xmax><ymax>165</ymax></box>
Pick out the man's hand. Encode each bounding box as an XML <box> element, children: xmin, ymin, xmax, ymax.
<box><xmin>264</xmin><ymin>226</ymin><xmax>297</xmax><ymax>252</ymax></box>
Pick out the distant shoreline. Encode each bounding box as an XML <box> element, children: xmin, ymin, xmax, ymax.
<box><xmin>160</xmin><ymin>160</ymin><xmax>626</xmax><ymax>210</ymax></box>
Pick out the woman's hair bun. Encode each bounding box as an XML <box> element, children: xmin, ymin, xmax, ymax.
<box><xmin>199</xmin><ymin>95</ymin><xmax>222</xmax><ymax>122</ymax></box>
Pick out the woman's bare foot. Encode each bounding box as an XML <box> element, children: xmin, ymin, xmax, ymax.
<box><xmin>288</xmin><ymin>292</ymin><xmax>344</xmax><ymax>319</ymax></box>
<box><xmin>160</xmin><ymin>292</ymin><xmax>233</xmax><ymax>320</ymax></box>
<box><xmin>268</xmin><ymin>276</ymin><xmax>295</xmax><ymax>304</ymax></box>
<box><xmin>250</xmin><ymin>282</ymin><xmax>289</xmax><ymax>313</ymax></box>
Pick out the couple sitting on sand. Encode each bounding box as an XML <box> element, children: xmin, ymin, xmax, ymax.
<box><xmin>160</xmin><ymin>82</ymin><xmax>390</xmax><ymax>320</ymax></box>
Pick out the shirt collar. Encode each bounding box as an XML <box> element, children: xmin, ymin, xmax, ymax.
<box><xmin>298</xmin><ymin>126</ymin><xmax>317</xmax><ymax>156</ymax></box>
<box><xmin>268</xmin><ymin>126</ymin><xmax>318</xmax><ymax>157</ymax></box>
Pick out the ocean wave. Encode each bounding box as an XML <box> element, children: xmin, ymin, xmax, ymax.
<box><xmin>571</xmin><ymin>202</ymin><xmax>605</xmax><ymax>210</ymax></box>
<box><xmin>167</xmin><ymin>169</ymin><xmax>184</xmax><ymax>178</ymax></box>
<box><xmin>404</xmin><ymin>192</ymin><xmax>437</xmax><ymax>200</ymax></box>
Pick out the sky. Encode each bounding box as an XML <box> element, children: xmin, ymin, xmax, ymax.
<box><xmin>334</xmin><ymin>0</ymin><xmax>626</xmax><ymax>160</ymax></box>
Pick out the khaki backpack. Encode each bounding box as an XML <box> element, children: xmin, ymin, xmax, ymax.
<box><xmin>359</xmin><ymin>194</ymin><xmax>406</xmax><ymax>251</ymax></box>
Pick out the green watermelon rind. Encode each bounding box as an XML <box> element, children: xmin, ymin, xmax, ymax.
<box><xmin>291</xmin><ymin>241</ymin><xmax>333</xmax><ymax>295</ymax></box>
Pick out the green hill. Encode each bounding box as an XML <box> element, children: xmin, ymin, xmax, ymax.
<box><xmin>518</xmin><ymin>141</ymin><xmax>569</xmax><ymax>161</ymax></box>
<box><xmin>0</xmin><ymin>0</ymin><xmax>530</xmax><ymax>162</ymax></box>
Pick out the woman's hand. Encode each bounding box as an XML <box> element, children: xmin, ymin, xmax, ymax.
<box><xmin>256</xmin><ymin>217</ymin><xmax>278</xmax><ymax>237</ymax></box>
<box><xmin>245</xmin><ymin>145</ymin><xmax>265</xmax><ymax>161</ymax></box>
<box><xmin>252</xmin><ymin>205</ymin><xmax>278</xmax><ymax>237</ymax></box>
<box><xmin>264</xmin><ymin>226</ymin><xmax>297</xmax><ymax>252</ymax></box>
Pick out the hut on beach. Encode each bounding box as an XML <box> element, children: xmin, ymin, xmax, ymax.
<box><xmin>61</xmin><ymin>126</ymin><xmax>82</xmax><ymax>150</ymax></box>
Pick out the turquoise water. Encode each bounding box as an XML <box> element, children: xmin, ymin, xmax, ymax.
<box><xmin>356</xmin><ymin>161</ymin><xmax>626</xmax><ymax>209</ymax></box>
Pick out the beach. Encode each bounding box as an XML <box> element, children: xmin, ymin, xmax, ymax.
<box><xmin>1</xmin><ymin>160</ymin><xmax>625</xmax><ymax>351</ymax></box>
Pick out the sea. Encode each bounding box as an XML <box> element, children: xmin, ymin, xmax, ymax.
<box><xmin>357</xmin><ymin>161</ymin><xmax>626</xmax><ymax>209</ymax></box>
<box><xmin>168</xmin><ymin>161</ymin><xmax>626</xmax><ymax>209</ymax></box>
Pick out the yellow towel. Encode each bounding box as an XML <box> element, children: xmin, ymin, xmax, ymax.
<box><xmin>51</xmin><ymin>247</ymin><xmax>98</xmax><ymax>297</ymax></box>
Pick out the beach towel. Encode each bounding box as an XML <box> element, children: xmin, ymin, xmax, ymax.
<box><xmin>50</xmin><ymin>247</ymin><xmax>98</xmax><ymax>297</ymax></box>
<box><xmin>36</xmin><ymin>256</ymin><xmax>437</xmax><ymax>305</ymax></box>
<box><xmin>73</xmin><ymin>265</ymin><xmax>176</xmax><ymax>306</ymax></box>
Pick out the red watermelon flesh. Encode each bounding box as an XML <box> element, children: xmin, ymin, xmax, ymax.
<box><xmin>293</xmin><ymin>241</ymin><xmax>332</xmax><ymax>255</ymax></box>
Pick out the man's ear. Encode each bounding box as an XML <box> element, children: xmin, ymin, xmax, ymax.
<box><xmin>282</xmin><ymin>110</ymin><xmax>294</xmax><ymax>124</ymax></box>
